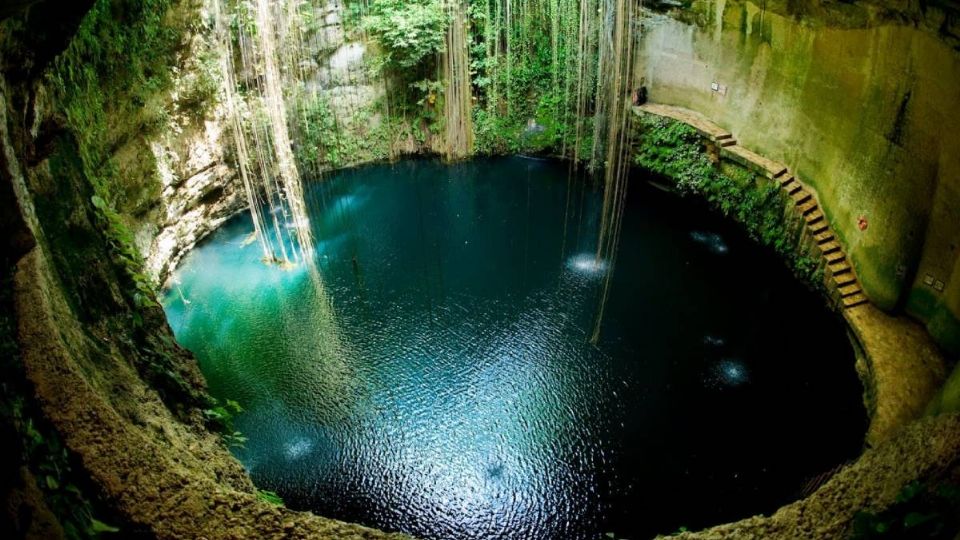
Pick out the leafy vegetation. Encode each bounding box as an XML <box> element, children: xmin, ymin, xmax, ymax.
<box><xmin>852</xmin><ymin>481</ymin><xmax>960</xmax><ymax>539</ymax></box>
<box><xmin>177</xmin><ymin>43</ymin><xmax>221</xmax><ymax>119</ymax></box>
<box><xmin>257</xmin><ymin>489</ymin><xmax>285</xmax><ymax>506</ymax></box>
<box><xmin>0</xmin><ymin>270</ymin><xmax>121</xmax><ymax>539</ymax></box>
<box><xmin>634</xmin><ymin>114</ymin><xmax>822</xmax><ymax>286</ymax></box>
<box><xmin>469</xmin><ymin>0</ymin><xmax>585</xmax><ymax>157</ymax></box>
<box><xmin>292</xmin><ymin>96</ymin><xmax>395</xmax><ymax>171</ymax></box>
<box><xmin>336</xmin><ymin>0</ymin><xmax>593</xmax><ymax>159</ymax></box>
<box><xmin>361</xmin><ymin>0</ymin><xmax>448</xmax><ymax>70</ymax></box>
<box><xmin>204</xmin><ymin>398</ymin><xmax>248</xmax><ymax>448</ymax></box>
<box><xmin>47</xmin><ymin>0</ymin><xmax>179</xmax><ymax>296</ymax></box>
<box><xmin>30</xmin><ymin>0</ymin><xmax>216</xmax><ymax>423</ymax></box>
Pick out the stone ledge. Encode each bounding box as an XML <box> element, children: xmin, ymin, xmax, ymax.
<box><xmin>633</xmin><ymin>103</ymin><xmax>949</xmax><ymax>446</ymax></box>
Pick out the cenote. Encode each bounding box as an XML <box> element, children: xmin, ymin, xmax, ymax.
<box><xmin>162</xmin><ymin>157</ymin><xmax>865</xmax><ymax>539</ymax></box>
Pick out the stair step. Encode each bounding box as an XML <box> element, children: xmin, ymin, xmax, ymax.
<box><xmin>809</xmin><ymin>222</ymin><xmax>830</xmax><ymax>235</ymax></box>
<box><xmin>792</xmin><ymin>191</ymin><xmax>812</xmax><ymax>205</ymax></box>
<box><xmin>715</xmin><ymin>133</ymin><xmax>734</xmax><ymax>141</ymax></box>
<box><xmin>819</xmin><ymin>241</ymin><xmax>841</xmax><ymax>254</ymax></box>
<box><xmin>838</xmin><ymin>283</ymin><xmax>862</xmax><ymax>298</ymax></box>
<box><xmin>834</xmin><ymin>272</ymin><xmax>857</xmax><ymax>287</ymax></box>
<box><xmin>798</xmin><ymin>200</ymin><xmax>819</xmax><ymax>215</ymax></box>
<box><xmin>719</xmin><ymin>138</ymin><xmax>737</xmax><ymax>148</ymax></box>
<box><xmin>825</xmin><ymin>251</ymin><xmax>845</xmax><ymax>264</ymax></box>
<box><xmin>787</xmin><ymin>182</ymin><xmax>804</xmax><ymax>195</ymax></box>
<box><xmin>805</xmin><ymin>210</ymin><xmax>824</xmax><ymax>224</ymax></box>
<box><xmin>779</xmin><ymin>174</ymin><xmax>796</xmax><ymax>186</ymax></box>
<box><xmin>843</xmin><ymin>293</ymin><xmax>869</xmax><ymax>308</ymax></box>
<box><xmin>772</xmin><ymin>167</ymin><xmax>789</xmax><ymax>179</ymax></box>
<box><xmin>814</xmin><ymin>231</ymin><xmax>835</xmax><ymax>244</ymax></box>
<box><xmin>829</xmin><ymin>261</ymin><xmax>851</xmax><ymax>275</ymax></box>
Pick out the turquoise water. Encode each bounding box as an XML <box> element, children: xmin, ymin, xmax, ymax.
<box><xmin>163</xmin><ymin>157</ymin><xmax>865</xmax><ymax>539</ymax></box>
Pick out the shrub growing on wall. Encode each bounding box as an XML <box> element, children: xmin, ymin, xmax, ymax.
<box><xmin>362</xmin><ymin>0</ymin><xmax>448</xmax><ymax>70</ymax></box>
<box><xmin>634</xmin><ymin>114</ymin><xmax>820</xmax><ymax>287</ymax></box>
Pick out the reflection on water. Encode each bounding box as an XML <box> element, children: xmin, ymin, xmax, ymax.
<box><xmin>566</xmin><ymin>253</ymin><xmax>609</xmax><ymax>277</ymax></box>
<box><xmin>690</xmin><ymin>230</ymin><xmax>729</xmax><ymax>254</ymax></box>
<box><xmin>163</xmin><ymin>157</ymin><xmax>865</xmax><ymax>540</ymax></box>
<box><xmin>708</xmin><ymin>359</ymin><xmax>750</xmax><ymax>388</ymax></box>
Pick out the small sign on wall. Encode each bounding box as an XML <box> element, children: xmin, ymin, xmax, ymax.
<box><xmin>923</xmin><ymin>274</ymin><xmax>947</xmax><ymax>293</ymax></box>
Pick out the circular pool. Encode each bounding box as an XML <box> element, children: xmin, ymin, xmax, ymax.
<box><xmin>162</xmin><ymin>157</ymin><xmax>865</xmax><ymax>539</ymax></box>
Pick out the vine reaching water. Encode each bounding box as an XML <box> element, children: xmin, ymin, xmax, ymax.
<box><xmin>443</xmin><ymin>0</ymin><xmax>474</xmax><ymax>159</ymax></box>
<box><xmin>213</xmin><ymin>0</ymin><xmax>642</xmax><ymax>338</ymax></box>
<box><xmin>215</xmin><ymin>0</ymin><xmax>316</xmax><ymax>266</ymax></box>
<box><xmin>590</xmin><ymin>0</ymin><xmax>639</xmax><ymax>344</ymax></box>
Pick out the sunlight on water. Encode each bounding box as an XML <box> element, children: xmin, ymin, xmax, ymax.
<box><xmin>690</xmin><ymin>231</ymin><xmax>729</xmax><ymax>254</ymax></box>
<box><xmin>163</xmin><ymin>158</ymin><xmax>865</xmax><ymax>540</ymax></box>
<box><xmin>704</xmin><ymin>359</ymin><xmax>750</xmax><ymax>389</ymax></box>
<box><xmin>566</xmin><ymin>253</ymin><xmax>609</xmax><ymax>277</ymax></box>
<box><xmin>284</xmin><ymin>437</ymin><xmax>314</xmax><ymax>460</ymax></box>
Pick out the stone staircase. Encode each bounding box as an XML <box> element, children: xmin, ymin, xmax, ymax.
<box><xmin>634</xmin><ymin>103</ymin><xmax>869</xmax><ymax>309</ymax></box>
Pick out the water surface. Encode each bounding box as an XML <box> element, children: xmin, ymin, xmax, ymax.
<box><xmin>163</xmin><ymin>157</ymin><xmax>865</xmax><ymax>539</ymax></box>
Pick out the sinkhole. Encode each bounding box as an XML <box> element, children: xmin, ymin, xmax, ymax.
<box><xmin>161</xmin><ymin>157</ymin><xmax>866</xmax><ymax>540</ymax></box>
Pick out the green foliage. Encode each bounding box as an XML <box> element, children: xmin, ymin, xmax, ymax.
<box><xmin>361</xmin><ymin>0</ymin><xmax>448</xmax><ymax>69</ymax></box>
<box><xmin>233</xmin><ymin>0</ymin><xmax>257</xmax><ymax>34</ymax></box>
<box><xmin>204</xmin><ymin>398</ymin><xmax>248</xmax><ymax>448</ymax></box>
<box><xmin>39</xmin><ymin>0</ymin><xmax>216</xmax><ymax>413</ymax></box>
<box><xmin>47</xmin><ymin>0</ymin><xmax>184</xmax><ymax>315</ymax></box>
<box><xmin>408</xmin><ymin>78</ymin><xmax>444</xmax><ymax>131</ymax></box>
<box><xmin>256</xmin><ymin>489</ymin><xmax>285</xmax><ymax>506</ymax></box>
<box><xmin>633</xmin><ymin>117</ymin><xmax>714</xmax><ymax>191</ymax></box>
<box><xmin>350</xmin><ymin>0</ymin><xmax>590</xmax><ymax>156</ymax></box>
<box><xmin>473</xmin><ymin>107</ymin><xmax>516</xmax><ymax>154</ymax></box>
<box><xmin>177</xmin><ymin>45</ymin><xmax>221</xmax><ymax>119</ymax></box>
<box><xmin>16</xmin><ymin>404</ymin><xmax>121</xmax><ymax>538</ymax></box>
<box><xmin>90</xmin><ymin>195</ymin><xmax>158</xmax><ymax>315</ymax></box>
<box><xmin>293</xmin><ymin>95</ymin><xmax>396</xmax><ymax>170</ymax></box>
<box><xmin>0</xmin><ymin>273</ymin><xmax>120</xmax><ymax>539</ymax></box>
<box><xmin>467</xmin><ymin>0</ymin><xmax>588</xmax><ymax>159</ymax></box>
<box><xmin>295</xmin><ymin>97</ymin><xmax>341</xmax><ymax>168</ymax></box>
<box><xmin>852</xmin><ymin>481</ymin><xmax>960</xmax><ymax>539</ymax></box>
<box><xmin>634</xmin><ymin>114</ymin><xmax>821</xmax><ymax>287</ymax></box>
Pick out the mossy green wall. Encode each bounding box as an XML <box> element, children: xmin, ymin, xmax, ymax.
<box><xmin>638</xmin><ymin>0</ymin><xmax>960</xmax><ymax>356</ymax></box>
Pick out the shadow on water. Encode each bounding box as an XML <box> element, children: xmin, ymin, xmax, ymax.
<box><xmin>163</xmin><ymin>157</ymin><xmax>866</xmax><ymax>540</ymax></box>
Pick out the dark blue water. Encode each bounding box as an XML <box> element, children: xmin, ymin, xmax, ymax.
<box><xmin>163</xmin><ymin>157</ymin><xmax>865</xmax><ymax>539</ymax></box>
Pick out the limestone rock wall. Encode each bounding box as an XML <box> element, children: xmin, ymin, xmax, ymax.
<box><xmin>0</xmin><ymin>0</ymin><xmax>407</xmax><ymax>536</ymax></box>
<box><xmin>138</xmin><ymin>0</ymin><xmax>392</xmax><ymax>285</ymax></box>
<box><xmin>141</xmin><ymin>106</ymin><xmax>244</xmax><ymax>284</ymax></box>
<box><xmin>306</xmin><ymin>1</ymin><xmax>385</xmax><ymax>125</ymax></box>
<box><xmin>637</xmin><ymin>0</ymin><xmax>960</xmax><ymax>356</ymax></box>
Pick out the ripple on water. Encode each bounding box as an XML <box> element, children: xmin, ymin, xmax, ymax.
<box><xmin>163</xmin><ymin>158</ymin><xmax>865</xmax><ymax>540</ymax></box>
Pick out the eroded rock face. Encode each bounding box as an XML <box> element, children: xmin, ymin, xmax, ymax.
<box><xmin>140</xmin><ymin>0</ymin><xmax>389</xmax><ymax>284</ymax></box>
<box><xmin>302</xmin><ymin>1</ymin><xmax>386</xmax><ymax>139</ymax></box>
<box><xmin>141</xmin><ymin>106</ymin><xmax>243</xmax><ymax>285</ymax></box>
<box><xmin>0</xmin><ymin>1</ymin><xmax>409</xmax><ymax>537</ymax></box>
<box><xmin>128</xmin><ymin>6</ymin><xmax>245</xmax><ymax>285</ymax></box>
